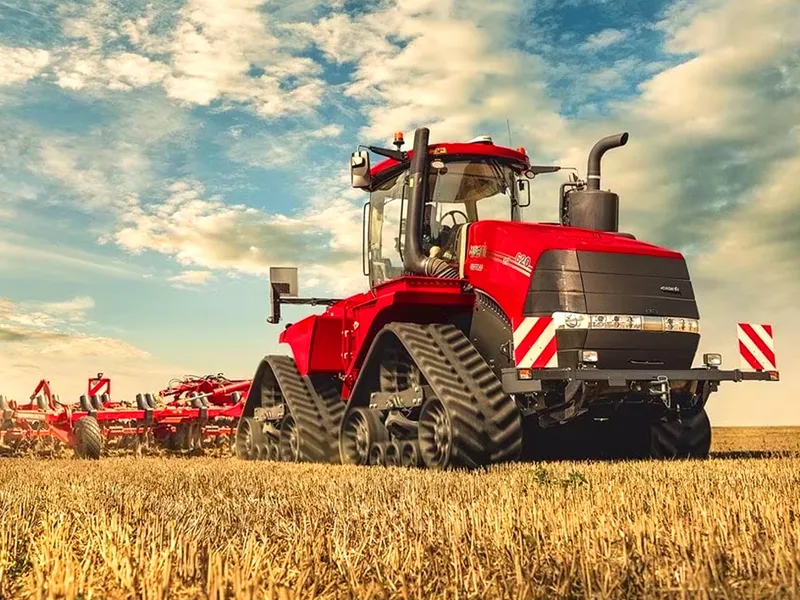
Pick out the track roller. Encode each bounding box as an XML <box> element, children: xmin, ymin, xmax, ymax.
<box><xmin>369</xmin><ymin>441</ymin><xmax>387</xmax><ymax>465</ymax></box>
<box><xmin>340</xmin><ymin>407</ymin><xmax>390</xmax><ymax>465</ymax></box>
<box><xmin>400</xmin><ymin>440</ymin><xmax>422</xmax><ymax>467</ymax></box>
<box><xmin>384</xmin><ymin>440</ymin><xmax>402</xmax><ymax>466</ymax></box>
<box><xmin>418</xmin><ymin>397</ymin><xmax>459</xmax><ymax>469</ymax></box>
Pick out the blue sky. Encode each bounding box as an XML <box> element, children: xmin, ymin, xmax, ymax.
<box><xmin>1</xmin><ymin>0</ymin><xmax>798</xmax><ymax>425</ymax></box>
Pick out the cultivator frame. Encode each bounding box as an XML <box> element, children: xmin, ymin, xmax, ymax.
<box><xmin>1</xmin><ymin>373</ymin><xmax>251</xmax><ymax>459</ymax></box>
<box><xmin>0</xmin><ymin>379</ymin><xmax>70</xmax><ymax>456</ymax></box>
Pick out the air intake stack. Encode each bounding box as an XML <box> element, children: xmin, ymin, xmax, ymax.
<box><xmin>564</xmin><ymin>132</ymin><xmax>628</xmax><ymax>232</ymax></box>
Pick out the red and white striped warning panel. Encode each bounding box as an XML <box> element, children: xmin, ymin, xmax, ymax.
<box><xmin>513</xmin><ymin>317</ymin><xmax>558</xmax><ymax>368</ymax></box>
<box><xmin>737</xmin><ymin>323</ymin><xmax>776</xmax><ymax>371</ymax></box>
<box><xmin>88</xmin><ymin>377</ymin><xmax>110</xmax><ymax>397</ymax></box>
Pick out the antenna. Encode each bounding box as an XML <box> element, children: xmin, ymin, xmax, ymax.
<box><xmin>506</xmin><ymin>119</ymin><xmax>512</xmax><ymax>146</ymax></box>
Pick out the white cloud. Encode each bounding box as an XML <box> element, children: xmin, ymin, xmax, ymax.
<box><xmin>160</xmin><ymin>0</ymin><xmax>324</xmax><ymax>116</ymax></box>
<box><xmin>226</xmin><ymin>123</ymin><xmax>344</xmax><ymax>169</ymax></box>
<box><xmin>582</xmin><ymin>28</ymin><xmax>627</xmax><ymax>50</ymax></box>
<box><xmin>294</xmin><ymin>0</ymin><xmax>567</xmax><ymax>150</ymax></box>
<box><xmin>0</xmin><ymin>1</ymin><xmax>327</xmax><ymax>121</ymax></box>
<box><xmin>109</xmin><ymin>179</ymin><xmax>366</xmax><ymax>295</ymax></box>
<box><xmin>54</xmin><ymin>51</ymin><xmax>169</xmax><ymax>91</ymax></box>
<box><xmin>168</xmin><ymin>270</ymin><xmax>215</xmax><ymax>286</ymax></box>
<box><xmin>0</xmin><ymin>46</ymin><xmax>50</xmax><ymax>86</ymax></box>
<box><xmin>0</xmin><ymin>294</ymin><xmax>144</xmax><ymax>356</ymax></box>
<box><xmin>0</xmin><ymin>233</ymin><xmax>144</xmax><ymax>281</ymax></box>
<box><xmin>3</xmin><ymin>91</ymin><xmax>193</xmax><ymax>219</ymax></box>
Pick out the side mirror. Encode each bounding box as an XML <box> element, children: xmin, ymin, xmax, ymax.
<box><xmin>268</xmin><ymin>266</ymin><xmax>299</xmax><ymax>324</ymax></box>
<box><xmin>351</xmin><ymin>151</ymin><xmax>371</xmax><ymax>188</ymax></box>
<box><xmin>517</xmin><ymin>178</ymin><xmax>531</xmax><ymax>208</ymax></box>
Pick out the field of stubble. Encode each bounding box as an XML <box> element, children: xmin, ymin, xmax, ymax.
<box><xmin>1</xmin><ymin>427</ymin><xmax>799</xmax><ymax>600</ymax></box>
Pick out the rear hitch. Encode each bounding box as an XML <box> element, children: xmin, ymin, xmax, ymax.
<box><xmin>649</xmin><ymin>375</ymin><xmax>671</xmax><ymax>409</ymax></box>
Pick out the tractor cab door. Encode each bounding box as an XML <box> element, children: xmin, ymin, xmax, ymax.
<box><xmin>366</xmin><ymin>168</ymin><xmax>409</xmax><ymax>287</ymax></box>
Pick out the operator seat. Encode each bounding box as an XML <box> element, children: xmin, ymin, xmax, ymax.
<box><xmin>430</xmin><ymin>222</ymin><xmax>465</xmax><ymax>266</ymax></box>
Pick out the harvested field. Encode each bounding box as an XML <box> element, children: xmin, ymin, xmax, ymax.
<box><xmin>0</xmin><ymin>427</ymin><xmax>798</xmax><ymax>599</ymax></box>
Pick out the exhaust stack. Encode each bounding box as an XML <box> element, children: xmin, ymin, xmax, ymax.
<box><xmin>403</xmin><ymin>127</ymin><xmax>458</xmax><ymax>278</ymax></box>
<box><xmin>565</xmin><ymin>132</ymin><xmax>629</xmax><ymax>232</ymax></box>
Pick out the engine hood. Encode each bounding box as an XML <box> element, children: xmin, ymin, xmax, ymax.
<box><xmin>460</xmin><ymin>220</ymin><xmax>700</xmax><ymax>371</ymax></box>
<box><xmin>461</xmin><ymin>220</ymin><xmax>694</xmax><ymax>320</ymax></box>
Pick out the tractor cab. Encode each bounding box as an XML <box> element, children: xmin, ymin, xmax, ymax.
<box><xmin>351</xmin><ymin>133</ymin><xmax>548</xmax><ymax>286</ymax></box>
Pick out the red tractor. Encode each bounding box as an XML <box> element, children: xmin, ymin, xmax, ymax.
<box><xmin>234</xmin><ymin>127</ymin><xmax>779</xmax><ymax>469</ymax></box>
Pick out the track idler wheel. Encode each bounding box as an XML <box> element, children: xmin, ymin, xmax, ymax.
<box><xmin>340</xmin><ymin>407</ymin><xmax>390</xmax><ymax>465</ymax></box>
<box><xmin>73</xmin><ymin>416</ymin><xmax>102</xmax><ymax>459</ymax></box>
<box><xmin>418</xmin><ymin>397</ymin><xmax>456</xmax><ymax>469</ymax></box>
<box><xmin>279</xmin><ymin>413</ymin><xmax>301</xmax><ymax>462</ymax></box>
<box><xmin>234</xmin><ymin>417</ymin><xmax>263</xmax><ymax>460</ymax></box>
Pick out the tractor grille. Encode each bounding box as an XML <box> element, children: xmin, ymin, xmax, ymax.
<box><xmin>524</xmin><ymin>249</ymin><xmax>700</xmax><ymax>370</ymax></box>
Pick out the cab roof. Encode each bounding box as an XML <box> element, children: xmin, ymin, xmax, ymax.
<box><xmin>369</xmin><ymin>140</ymin><xmax>531</xmax><ymax>181</ymax></box>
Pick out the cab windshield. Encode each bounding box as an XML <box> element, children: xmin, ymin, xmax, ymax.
<box><xmin>426</xmin><ymin>158</ymin><xmax>520</xmax><ymax>222</ymax></box>
<box><xmin>423</xmin><ymin>157</ymin><xmax>523</xmax><ymax>255</ymax></box>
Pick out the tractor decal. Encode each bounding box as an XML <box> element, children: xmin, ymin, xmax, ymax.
<box><xmin>485</xmin><ymin>249</ymin><xmax>533</xmax><ymax>277</ymax></box>
<box><xmin>512</xmin><ymin>316</ymin><xmax>559</xmax><ymax>368</ymax></box>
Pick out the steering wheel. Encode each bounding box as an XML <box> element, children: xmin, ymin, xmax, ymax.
<box><xmin>440</xmin><ymin>209</ymin><xmax>468</xmax><ymax>228</ymax></box>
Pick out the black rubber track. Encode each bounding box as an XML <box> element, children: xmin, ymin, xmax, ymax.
<box><xmin>650</xmin><ymin>408</ymin><xmax>712</xmax><ymax>459</ymax></box>
<box><xmin>73</xmin><ymin>416</ymin><xmax>102</xmax><ymax>459</ymax></box>
<box><xmin>349</xmin><ymin>322</ymin><xmax>523</xmax><ymax>469</ymax></box>
<box><xmin>249</xmin><ymin>356</ymin><xmax>342</xmax><ymax>463</ymax></box>
<box><xmin>305</xmin><ymin>373</ymin><xmax>346</xmax><ymax>460</ymax></box>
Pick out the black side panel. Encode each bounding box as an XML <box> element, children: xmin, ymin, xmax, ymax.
<box><xmin>526</xmin><ymin>250</ymin><xmax>586</xmax><ymax>314</ymax></box>
<box><xmin>577</xmin><ymin>251</ymin><xmax>690</xmax><ymax>278</ymax></box>
<box><xmin>467</xmin><ymin>292</ymin><xmax>515</xmax><ymax>379</ymax></box>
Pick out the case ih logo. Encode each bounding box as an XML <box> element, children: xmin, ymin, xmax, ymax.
<box><xmin>737</xmin><ymin>323</ymin><xmax>776</xmax><ymax>371</ymax></box>
<box><xmin>468</xmin><ymin>244</ymin><xmax>486</xmax><ymax>258</ymax></box>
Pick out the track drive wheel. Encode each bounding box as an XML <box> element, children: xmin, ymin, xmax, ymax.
<box><xmin>73</xmin><ymin>416</ymin><xmax>102</xmax><ymax>459</ymax></box>
<box><xmin>650</xmin><ymin>408</ymin><xmax>711</xmax><ymax>459</ymax></box>
<box><xmin>340</xmin><ymin>407</ymin><xmax>390</xmax><ymax>465</ymax></box>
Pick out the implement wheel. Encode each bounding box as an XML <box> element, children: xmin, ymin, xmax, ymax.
<box><xmin>73</xmin><ymin>416</ymin><xmax>102</xmax><ymax>459</ymax></box>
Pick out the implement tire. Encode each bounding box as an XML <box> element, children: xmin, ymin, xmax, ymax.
<box><xmin>74</xmin><ymin>416</ymin><xmax>103</xmax><ymax>459</ymax></box>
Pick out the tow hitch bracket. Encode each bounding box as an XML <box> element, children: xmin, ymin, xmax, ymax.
<box><xmin>649</xmin><ymin>375</ymin><xmax>671</xmax><ymax>409</ymax></box>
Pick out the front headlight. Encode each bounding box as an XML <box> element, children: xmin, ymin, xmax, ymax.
<box><xmin>553</xmin><ymin>312</ymin><xmax>699</xmax><ymax>333</ymax></box>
